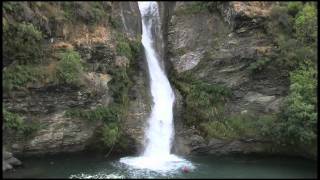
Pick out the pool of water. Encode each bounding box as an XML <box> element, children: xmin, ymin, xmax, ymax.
<box><xmin>3</xmin><ymin>153</ymin><xmax>317</xmax><ymax>179</ymax></box>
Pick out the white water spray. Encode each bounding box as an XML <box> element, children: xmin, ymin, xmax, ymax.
<box><xmin>119</xmin><ymin>2</ymin><xmax>193</xmax><ymax>172</ymax></box>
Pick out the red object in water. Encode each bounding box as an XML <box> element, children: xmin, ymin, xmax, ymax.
<box><xmin>182</xmin><ymin>166</ymin><xmax>190</xmax><ymax>173</ymax></box>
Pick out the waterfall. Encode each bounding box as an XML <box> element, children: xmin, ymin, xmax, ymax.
<box><xmin>139</xmin><ymin>1</ymin><xmax>174</xmax><ymax>158</ymax></box>
<box><xmin>120</xmin><ymin>1</ymin><xmax>193</xmax><ymax>172</ymax></box>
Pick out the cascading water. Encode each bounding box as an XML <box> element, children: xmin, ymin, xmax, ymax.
<box><xmin>119</xmin><ymin>1</ymin><xmax>194</xmax><ymax>173</ymax></box>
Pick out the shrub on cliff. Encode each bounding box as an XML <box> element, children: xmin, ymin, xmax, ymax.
<box><xmin>60</xmin><ymin>2</ymin><xmax>107</xmax><ymax>25</ymax></box>
<box><xmin>200</xmin><ymin>113</ymin><xmax>269</xmax><ymax>140</ymax></box>
<box><xmin>267</xmin><ymin>2</ymin><xmax>317</xmax><ymax>70</ymax></box>
<box><xmin>101</xmin><ymin>123</ymin><xmax>120</xmax><ymax>147</ymax></box>
<box><xmin>3</xmin><ymin>21</ymin><xmax>44</xmax><ymax>65</ymax></box>
<box><xmin>279</xmin><ymin>65</ymin><xmax>317</xmax><ymax>146</ymax></box>
<box><xmin>3</xmin><ymin>108</ymin><xmax>39</xmax><ymax>136</ymax></box>
<box><xmin>3</xmin><ymin>65</ymin><xmax>47</xmax><ymax>92</ymax></box>
<box><xmin>175</xmin><ymin>2</ymin><xmax>209</xmax><ymax>15</ymax></box>
<box><xmin>294</xmin><ymin>3</ymin><xmax>317</xmax><ymax>44</ymax></box>
<box><xmin>256</xmin><ymin>2</ymin><xmax>318</xmax><ymax>151</ymax></box>
<box><xmin>65</xmin><ymin>106</ymin><xmax>120</xmax><ymax>123</ymax></box>
<box><xmin>287</xmin><ymin>2</ymin><xmax>303</xmax><ymax>17</ymax></box>
<box><xmin>116</xmin><ymin>41</ymin><xmax>132</xmax><ymax>60</ymax></box>
<box><xmin>56</xmin><ymin>50</ymin><xmax>84</xmax><ymax>86</ymax></box>
<box><xmin>172</xmin><ymin>72</ymin><xmax>231</xmax><ymax>126</ymax></box>
<box><xmin>65</xmin><ymin>106</ymin><xmax>121</xmax><ymax>148</ymax></box>
<box><xmin>3</xmin><ymin>109</ymin><xmax>24</xmax><ymax>131</ymax></box>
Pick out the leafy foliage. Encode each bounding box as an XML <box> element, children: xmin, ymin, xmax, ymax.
<box><xmin>101</xmin><ymin>123</ymin><xmax>120</xmax><ymax>147</ymax></box>
<box><xmin>3</xmin><ymin>108</ymin><xmax>39</xmax><ymax>136</ymax></box>
<box><xmin>266</xmin><ymin>2</ymin><xmax>317</xmax><ymax>71</ymax></box>
<box><xmin>262</xmin><ymin>2</ymin><xmax>317</xmax><ymax>148</ymax></box>
<box><xmin>279</xmin><ymin>65</ymin><xmax>317</xmax><ymax>146</ymax></box>
<box><xmin>3</xmin><ymin>65</ymin><xmax>47</xmax><ymax>92</ymax></box>
<box><xmin>60</xmin><ymin>2</ymin><xmax>107</xmax><ymax>24</ymax></box>
<box><xmin>175</xmin><ymin>2</ymin><xmax>209</xmax><ymax>15</ymax></box>
<box><xmin>294</xmin><ymin>3</ymin><xmax>317</xmax><ymax>44</ymax></box>
<box><xmin>109</xmin><ymin>16</ymin><xmax>121</xmax><ymax>29</ymax></box>
<box><xmin>56</xmin><ymin>50</ymin><xmax>84</xmax><ymax>86</ymax></box>
<box><xmin>116</xmin><ymin>41</ymin><xmax>132</xmax><ymax>60</ymax></box>
<box><xmin>108</xmin><ymin>67</ymin><xmax>132</xmax><ymax>106</ymax></box>
<box><xmin>248</xmin><ymin>57</ymin><xmax>271</xmax><ymax>74</ymax></box>
<box><xmin>172</xmin><ymin>72</ymin><xmax>231</xmax><ymax>126</ymax></box>
<box><xmin>3</xmin><ymin>21</ymin><xmax>44</xmax><ymax>65</ymax></box>
<box><xmin>64</xmin><ymin>70</ymin><xmax>128</xmax><ymax>148</ymax></box>
<box><xmin>115</xmin><ymin>33</ymin><xmax>141</xmax><ymax>61</ymax></box>
<box><xmin>287</xmin><ymin>2</ymin><xmax>303</xmax><ymax>17</ymax></box>
<box><xmin>3</xmin><ymin>49</ymin><xmax>85</xmax><ymax>93</ymax></box>
<box><xmin>3</xmin><ymin>109</ymin><xmax>24</xmax><ymax>131</ymax></box>
<box><xmin>111</xmin><ymin>33</ymin><xmax>142</xmax><ymax>106</ymax></box>
<box><xmin>200</xmin><ymin>114</ymin><xmax>273</xmax><ymax>140</ymax></box>
<box><xmin>65</xmin><ymin>106</ymin><xmax>120</xmax><ymax>123</ymax></box>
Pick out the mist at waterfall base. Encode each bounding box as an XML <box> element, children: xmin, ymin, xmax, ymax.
<box><xmin>119</xmin><ymin>1</ymin><xmax>194</xmax><ymax>173</ymax></box>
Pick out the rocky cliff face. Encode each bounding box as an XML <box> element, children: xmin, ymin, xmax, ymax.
<box><xmin>163</xmin><ymin>2</ymin><xmax>306</xmax><ymax>157</ymax></box>
<box><xmin>3</xmin><ymin>2</ymin><xmax>150</xmax><ymax>162</ymax></box>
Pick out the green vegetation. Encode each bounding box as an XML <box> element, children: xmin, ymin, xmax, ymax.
<box><xmin>3</xmin><ymin>108</ymin><xmax>24</xmax><ymax>131</ymax></box>
<box><xmin>3</xmin><ymin>49</ymin><xmax>84</xmax><ymax>93</ymax></box>
<box><xmin>171</xmin><ymin>2</ymin><xmax>317</xmax><ymax>150</ymax></box>
<box><xmin>116</xmin><ymin>41</ymin><xmax>132</xmax><ymax>60</ymax></box>
<box><xmin>3</xmin><ymin>2</ymin><xmax>144</xmax><ymax>152</ymax></box>
<box><xmin>109</xmin><ymin>16</ymin><xmax>121</xmax><ymax>29</ymax></box>
<box><xmin>3</xmin><ymin>108</ymin><xmax>39</xmax><ymax>137</ymax></box>
<box><xmin>175</xmin><ymin>2</ymin><xmax>209</xmax><ymax>15</ymax></box>
<box><xmin>265</xmin><ymin>2</ymin><xmax>317</xmax><ymax>71</ymax></box>
<box><xmin>3</xmin><ymin>21</ymin><xmax>44</xmax><ymax>65</ymax></box>
<box><xmin>201</xmin><ymin>113</ymin><xmax>278</xmax><ymax>140</ymax></box>
<box><xmin>3</xmin><ymin>2</ymin><xmax>24</xmax><ymax>14</ymax></box>
<box><xmin>110</xmin><ymin>32</ymin><xmax>142</xmax><ymax>106</ymax></box>
<box><xmin>65</xmin><ymin>105</ymin><xmax>122</xmax><ymax>148</ymax></box>
<box><xmin>101</xmin><ymin>123</ymin><xmax>120</xmax><ymax>147</ymax></box>
<box><xmin>65</xmin><ymin>106</ymin><xmax>120</xmax><ymax>123</ymax></box>
<box><xmin>279</xmin><ymin>65</ymin><xmax>317</xmax><ymax>146</ymax></box>
<box><xmin>294</xmin><ymin>3</ymin><xmax>317</xmax><ymax>44</ymax></box>
<box><xmin>90</xmin><ymin>2</ymin><xmax>108</xmax><ymax>24</ymax></box>
<box><xmin>250</xmin><ymin>2</ymin><xmax>318</xmax><ymax>149</ymax></box>
<box><xmin>56</xmin><ymin>50</ymin><xmax>84</xmax><ymax>86</ymax></box>
<box><xmin>287</xmin><ymin>2</ymin><xmax>303</xmax><ymax>17</ymax></box>
<box><xmin>172</xmin><ymin>72</ymin><xmax>231</xmax><ymax>126</ymax></box>
<box><xmin>60</xmin><ymin>2</ymin><xmax>108</xmax><ymax>24</ymax></box>
<box><xmin>196</xmin><ymin>2</ymin><xmax>317</xmax><ymax>151</ymax></box>
<box><xmin>64</xmin><ymin>32</ymin><xmax>142</xmax><ymax>148</ymax></box>
<box><xmin>3</xmin><ymin>65</ymin><xmax>47</xmax><ymax>92</ymax></box>
<box><xmin>114</xmin><ymin>33</ymin><xmax>142</xmax><ymax>61</ymax></box>
<box><xmin>108</xmin><ymin>67</ymin><xmax>131</xmax><ymax>105</ymax></box>
<box><xmin>248</xmin><ymin>57</ymin><xmax>271</xmax><ymax>74</ymax></box>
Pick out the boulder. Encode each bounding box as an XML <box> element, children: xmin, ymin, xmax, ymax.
<box><xmin>3</xmin><ymin>151</ymin><xmax>12</xmax><ymax>160</ymax></box>
<box><xmin>115</xmin><ymin>56</ymin><xmax>130</xmax><ymax>67</ymax></box>
<box><xmin>6</xmin><ymin>157</ymin><xmax>22</xmax><ymax>166</ymax></box>
<box><xmin>3</xmin><ymin>161</ymin><xmax>12</xmax><ymax>171</ymax></box>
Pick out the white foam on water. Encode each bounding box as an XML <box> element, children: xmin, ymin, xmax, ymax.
<box><xmin>69</xmin><ymin>173</ymin><xmax>124</xmax><ymax>179</ymax></box>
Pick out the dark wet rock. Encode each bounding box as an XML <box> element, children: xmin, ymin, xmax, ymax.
<box><xmin>6</xmin><ymin>157</ymin><xmax>22</xmax><ymax>166</ymax></box>
<box><xmin>3</xmin><ymin>149</ymin><xmax>22</xmax><ymax>172</ymax></box>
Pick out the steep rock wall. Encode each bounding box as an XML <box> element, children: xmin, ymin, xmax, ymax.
<box><xmin>164</xmin><ymin>2</ymin><xmax>301</xmax><ymax>157</ymax></box>
<box><xmin>3</xmin><ymin>1</ymin><xmax>150</xmax><ymax>159</ymax></box>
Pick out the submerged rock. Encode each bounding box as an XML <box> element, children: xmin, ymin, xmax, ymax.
<box><xmin>3</xmin><ymin>149</ymin><xmax>22</xmax><ymax>172</ymax></box>
<box><xmin>6</xmin><ymin>157</ymin><xmax>22</xmax><ymax>166</ymax></box>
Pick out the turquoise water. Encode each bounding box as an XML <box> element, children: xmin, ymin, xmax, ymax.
<box><xmin>3</xmin><ymin>153</ymin><xmax>317</xmax><ymax>178</ymax></box>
